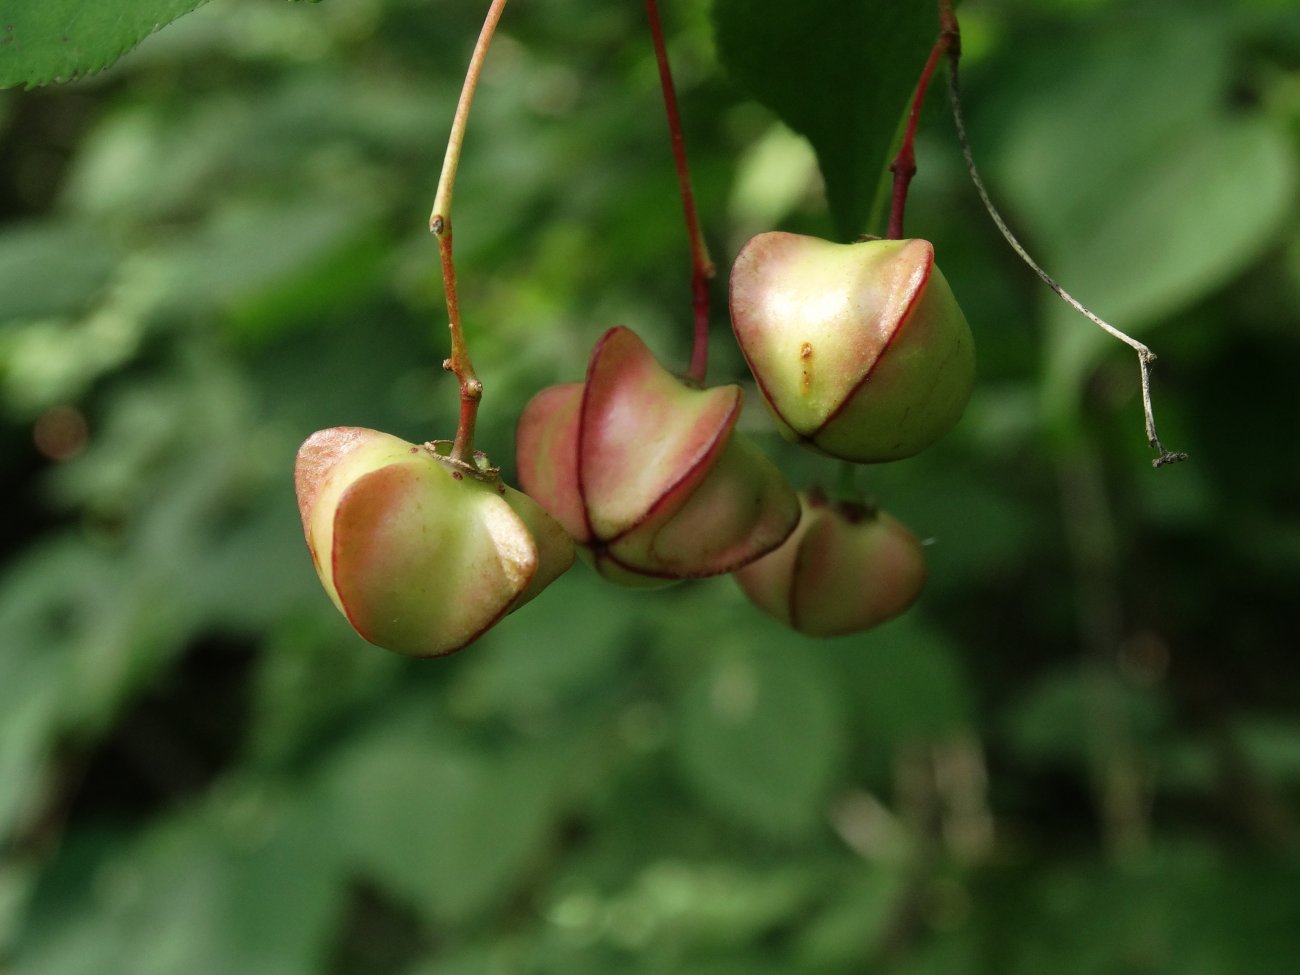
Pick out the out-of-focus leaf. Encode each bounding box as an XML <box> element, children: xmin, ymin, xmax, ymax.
<box><xmin>862</xmin><ymin>453</ymin><xmax>1044</xmax><ymax>593</ymax></box>
<box><xmin>727</xmin><ymin>122</ymin><xmax>819</xmax><ymax>238</ymax></box>
<box><xmin>0</xmin><ymin>222</ymin><xmax>117</xmax><ymax>321</ymax></box>
<box><xmin>11</xmin><ymin>788</ymin><xmax>343</xmax><ymax>975</ymax></box>
<box><xmin>1232</xmin><ymin>715</ymin><xmax>1300</xmax><ymax>786</ymax></box>
<box><xmin>0</xmin><ymin>656</ymin><xmax>60</xmax><ymax>845</ymax></box>
<box><xmin>676</xmin><ymin>636</ymin><xmax>844</xmax><ymax>838</ymax></box>
<box><xmin>1003</xmin><ymin>668</ymin><xmax>1167</xmax><ymax>767</ymax></box>
<box><xmin>0</xmin><ymin>0</ymin><xmax>215</xmax><ymax>89</ymax></box>
<box><xmin>712</xmin><ymin>0</ymin><xmax>936</xmax><ymax>239</ymax></box>
<box><xmin>798</xmin><ymin>866</ymin><xmax>910</xmax><ymax>968</ymax></box>
<box><xmin>558</xmin><ymin>860</ymin><xmax>822</xmax><ymax>952</ymax></box>
<box><xmin>0</xmin><ymin>268</ymin><xmax>155</xmax><ymax>412</ymax></box>
<box><xmin>0</xmin><ymin>538</ymin><xmax>116</xmax><ymax>767</ymax></box>
<box><xmin>977</xmin><ymin>13</ymin><xmax>1297</xmax><ymax>413</ymax></box>
<box><xmin>152</xmin><ymin>198</ymin><xmax>381</xmax><ymax>321</ymax></box>
<box><xmin>993</xmin><ymin>846</ymin><xmax>1300</xmax><ymax>975</ymax></box>
<box><xmin>830</xmin><ymin>618</ymin><xmax>972</xmax><ymax>746</ymax></box>
<box><xmin>245</xmin><ymin>613</ymin><xmax>404</xmax><ymax>770</ymax></box>
<box><xmin>1041</xmin><ymin>114</ymin><xmax>1294</xmax><ymax>410</ymax></box>
<box><xmin>447</xmin><ymin>569</ymin><xmax>639</xmax><ymax>723</ymax></box>
<box><xmin>321</xmin><ymin>714</ymin><xmax>568</xmax><ymax>924</ymax></box>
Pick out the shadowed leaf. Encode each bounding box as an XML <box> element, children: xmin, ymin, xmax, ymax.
<box><xmin>711</xmin><ymin>0</ymin><xmax>936</xmax><ymax>240</ymax></box>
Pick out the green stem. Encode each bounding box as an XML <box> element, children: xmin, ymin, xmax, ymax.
<box><xmin>430</xmin><ymin>0</ymin><xmax>509</xmax><ymax>463</ymax></box>
<box><xmin>645</xmin><ymin>0</ymin><xmax>716</xmax><ymax>383</ymax></box>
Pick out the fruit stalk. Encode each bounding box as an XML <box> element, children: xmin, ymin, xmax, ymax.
<box><xmin>886</xmin><ymin>3</ymin><xmax>958</xmax><ymax>240</ymax></box>
<box><xmin>645</xmin><ymin>0</ymin><xmax>716</xmax><ymax>383</ymax></box>
<box><xmin>429</xmin><ymin>0</ymin><xmax>509</xmax><ymax>462</ymax></box>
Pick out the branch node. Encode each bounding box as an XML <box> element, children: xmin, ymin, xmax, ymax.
<box><xmin>429</xmin><ymin>0</ymin><xmax>509</xmax><ymax>463</ymax></box>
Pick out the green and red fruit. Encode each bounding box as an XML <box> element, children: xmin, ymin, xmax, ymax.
<box><xmin>734</xmin><ymin>489</ymin><xmax>926</xmax><ymax>636</ymax></box>
<box><xmin>729</xmin><ymin>232</ymin><xmax>975</xmax><ymax>463</ymax></box>
<box><xmin>295</xmin><ymin>427</ymin><xmax>574</xmax><ymax>657</ymax></box>
<box><xmin>516</xmin><ymin>326</ymin><xmax>800</xmax><ymax>585</ymax></box>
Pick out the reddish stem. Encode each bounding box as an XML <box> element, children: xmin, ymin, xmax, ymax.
<box><xmin>886</xmin><ymin>2</ymin><xmax>959</xmax><ymax>240</ymax></box>
<box><xmin>436</xmin><ymin>226</ymin><xmax>482</xmax><ymax>463</ymax></box>
<box><xmin>645</xmin><ymin>0</ymin><xmax>716</xmax><ymax>383</ymax></box>
<box><xmin>429</xmin><ymin>0</ymin><xmax>509</xmax><ymax>463</ymax></box>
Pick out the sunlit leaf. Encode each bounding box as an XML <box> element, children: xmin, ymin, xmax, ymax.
<box><xmin>0</xmin><ymin>0</ymin><xmax>215</xmax><ymax>89</ymax></box>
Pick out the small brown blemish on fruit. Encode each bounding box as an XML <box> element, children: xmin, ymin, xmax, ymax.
<box><xmin>799</xmin><ymin>342</ymin><xmax>814</xmax><ymax>393</ymax></box>
<box><xmin>451</xmin><ymin>470</ymin><xmax>464</xmax><ymax>480</ymax></box>
<box><xmin>409</xmin><ymin>446</ymin><xmax>418</xmax><ymax>453</ymax></box>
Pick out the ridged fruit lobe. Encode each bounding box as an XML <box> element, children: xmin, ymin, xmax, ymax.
<box><xmin>730</xmin><ymin>232</ymin><xmax>975</xmax><ymax>462</ymax></box>
<box><xmin>295</xmin><ymin>427</ymin><xmax>574</xmax><ymax>657</ymax></box>
<box><xmin>734</xmin><ymin>490</ymin><xmax>926</xmax><ymax>636</ymax></box>
<box><xmin>516</xmin><ymin>326</ymin><xmax>800</xmax><ymax>584</ymax></box>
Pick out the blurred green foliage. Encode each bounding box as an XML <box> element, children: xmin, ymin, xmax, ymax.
<box><xmin>2</xmin><ymin>0</ymin><xmax>1299</xmax><ymax>973</ymax></box>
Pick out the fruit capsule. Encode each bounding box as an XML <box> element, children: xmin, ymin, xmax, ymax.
<box><xmin>516</xmin><ymin>326</ymin><xmax>800</xmax><ymax>585</ymax></box>
<box><xmin>734</xmin><ymin>489</ymin><xmax>926</xmax><ymax>636</ymax></box>
<box><xmin>730</xmin><ymin>232</ymin><xmax>975</xmax><ymax>462</ymax></box>
<box><xmin>295</xmin><ymin>427</ymin><xmax>573</xmax><ymax>656</ymax></box>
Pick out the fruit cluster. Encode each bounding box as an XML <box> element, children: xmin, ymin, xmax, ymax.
<box><xmin>294</xmin><ymin>231</ymin><xmax>973</xmax><ymax>655</ymax></box>
<box><xmin>292</xmin><ymin>1</ymin><xmax>976</xmax><ymax>656</ymax></box>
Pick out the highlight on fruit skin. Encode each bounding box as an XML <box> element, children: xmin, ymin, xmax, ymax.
<box><xmin>515</xmin><ymin>325</ymin><xmax>801</xmax><ymax>586</ymax></box>
<box><xmin>729</xmin><ymin>231</ymin><xmax>975</xmax><ymax>463</ymax></box>
<box><xmin>294</xmin><ymin>427</ymin><xmax>574</xmax><ymax>657</ymax></box>
<box><xmin>733</xmin><ymin>489</ymin><xmax>926</xmax><ymax>637</ymax></box>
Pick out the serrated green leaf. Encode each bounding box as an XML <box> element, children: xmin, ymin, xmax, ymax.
<box><xmin>711</xmin><ymin>0</ymin><xmax>936</xmax><ymax>239</ymax></box>
<box><xmin>0</xmin><ymin>0</ymin><xmax>214</xmax><ymax>89</ymax></box>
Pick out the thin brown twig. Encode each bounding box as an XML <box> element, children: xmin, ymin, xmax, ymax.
<box><xmin>941</xmin><ymin>18</ymin><xmax>1185</xmax><ymax>467</ymax></box>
